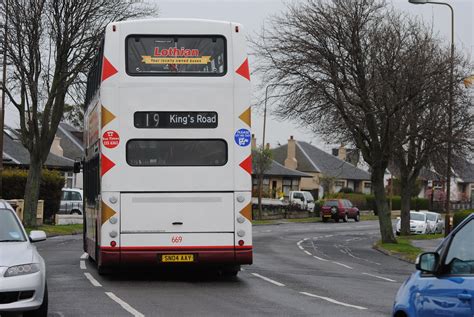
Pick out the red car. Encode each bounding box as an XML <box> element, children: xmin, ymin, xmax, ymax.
<box><xmin>321</xmin><ymin>199</ymin><xmax>360</xmax><ymax>223</ymax></box>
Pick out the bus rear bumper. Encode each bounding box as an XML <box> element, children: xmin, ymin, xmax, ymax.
<box><xmin>100</xmin><ymin>246</ymin><xmax>252</xmax><ymax>268</ymax></box>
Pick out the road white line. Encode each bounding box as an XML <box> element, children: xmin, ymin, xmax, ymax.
<box><xmin>332</xmin><ymin>261</ymin><xmax>353</xmax><ymax>269</ymax></box>
<box><xmin>313</xmin><ymin>255</ymin><xmax>329</xmax><ymax>262</ymax></box>
<box><xmin>362</xmin><ymin>272</ymin><xmax>396</xmax><ymax>282</ymax></box>
<box><xmin>251</xmin><ymin>273</ymin><xmax>285</xmax><ymax>287</ymax></box>
<box><xmin>298</xmin><ymin>246</ymin><xmax>304</xmax><ymax>250</ymax></box>
<box><xmin>304</xmin><ymin>250</ymin><xmax>312</xmax><ymax>256</ymax></box>
<box><xmin>105</xmin><ymin>292</ymin><xmax>145</xmax><ymax>317</ymax></box>
<box><xmin>300</xmin><ymin>292</ymin><xmax>367</xmax><ymax>310</ymax></box>
<box><xmin>303</xmin><ymin>238</ymin><xmax>309</xmax><ymax>241</ymax></box>
<box><xmin>80</xmin><ymin>253</ymin><xmax>89</xmax><ymax>260</ymax></box>
<box><xmin>297</xmin><ymin>240</ymin><xmax>303</xmax><ymax>246</ymax></box>
<box><xmin>84</xmin><ymin>272</ymin><xmax>102</xmax><ymax>287</ymax></box>
<box><xmin>80</xmin><ymin>261</ymin><xmax>86</xmax><ymax>270</ymax></box>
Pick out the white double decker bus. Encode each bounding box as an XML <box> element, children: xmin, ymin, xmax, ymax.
<box><xmin>80</xmin><ymin>19</ymin><xmax>252</xmax><ymax>275</ymax></box>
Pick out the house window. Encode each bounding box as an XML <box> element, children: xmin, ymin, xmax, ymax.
<box><xmin>282</xmin><ymin>178</ymin><xmax>299</xmax><ymax>196</ymax></box>
<box><xmin>64</xmin><ymin>172</ymin><xmax>74</xmax><ymax>188</ymax></box>
<box><xmin>363</xmin><ymin>182</ymin><xmax>372</xmax><ymax>194</ymax></box>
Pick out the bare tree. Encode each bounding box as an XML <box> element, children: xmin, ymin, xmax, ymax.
<box><xmin>252</xmin><ymin>0</ymin><xmax>462</xmax><ymax>243</ymax></box>
<box><xmin>252</xmin><ymin>146</ymin><xmax>273</xmax><ymax>220</ymax></box>
<box><xmin>393</xmin><ymin>51</ymin><xmax>474</xmax><ymax>235</ymax></box>
<box><xmin>3</xmin><ymin>0</ymin><xmax>156</xmax><ymax>226</ymax></box>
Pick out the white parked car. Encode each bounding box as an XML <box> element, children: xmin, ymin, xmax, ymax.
<box><xmin>396</xmin><ymin>211</ymin><xmax>430</xmax><ymax>235</ymax></box>
<box><xmin>420</xmin><ymin>210</ymin><xmax>444</xmax><ymax>234</ymax></box>
<box><xmin>288</xmin><ymin>191</ymin><xmax>315</xmax><ymax>212</ymax></box>
<box><xmin>0</xmin><ymin>200</ymin><xmax>48</xmax><ymax>316</ymax></box>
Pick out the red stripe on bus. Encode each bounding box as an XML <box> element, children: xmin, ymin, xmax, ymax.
<box><xmin>101</xmin><ymin>245</ymin><xmax>253</xmax><ymax>251</ymax></box>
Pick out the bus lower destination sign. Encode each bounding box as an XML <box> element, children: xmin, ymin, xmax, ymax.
<box><xmin>134</xmin><ymin>111</ymin><xmax>218</xmax><ymax>129</ymax></box>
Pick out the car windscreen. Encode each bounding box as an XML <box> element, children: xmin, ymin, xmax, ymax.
<box><xmin>425</xmin><ymin>213</ymin><xmax>437</xmax><ymax>221</ymax></box>
<box><xmin>323</xmin><ymin>200</ymin><xmax>338</xmax><ymax>207</ymax></box>
<box><xmin>126</xmin><ymin>139</ymin><xmax>228</xmax><ymax>166</ymax></box>
<box><xmin>303</xmin><ymin>192</ymin><xmax>313</xmax><ymax>202</ymax></box>
<box><xmin>126</xmin><ymin>35</ymin><xmax>226</xmax><ymax>76</ymax></box>
<box><xmin>0</xmin><ymin>208</ymin><xmax>26</xmax><ymax>242</ymax></box>
<box><xmin>411</xmin><ymin>212</ymin><xmax>426</xmax><ymax>221</ymax></box>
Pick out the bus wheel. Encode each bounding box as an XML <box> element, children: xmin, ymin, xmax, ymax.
<box><xmin>222</xmin><ymin>265</ymin><xmax>240</xmax><ymax>277</ymax></box>
<box><xmin>97</xmin><ymin>265</ymin><xmax>110</xmax><ymax>276</ymax></box>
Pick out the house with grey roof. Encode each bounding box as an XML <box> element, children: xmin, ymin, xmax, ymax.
<box><xmin>271</xmin><ymin>136</ymin><xmax>372</xmax><ymax>198</ymax></box>
<box><xmin>2</xmin><ymin>126</ymin><xmax>74</xmax><ymax>170</ymax></box>
<box><xmin>451</xmin><ymin>157</ymin><xmax>474</xmax><ymax>203</ymax></box>
<box><xmin>2</xmin><ymin>122</ymin><xmax>84</xmax><ymax>189</ymax></box>
<box><xmin>250</xmin><ymin>135</ymin><xmax>313</xmax><ymax>198</ymax></box>
<box><xmin>252</xmin><ymin>158</ymin><xmax>313</xmax><ymax>198</ymax></box>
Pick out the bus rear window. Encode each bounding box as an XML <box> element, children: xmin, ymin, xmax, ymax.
<box><xmin>126</xmin><ymin>139</ymin><xmax>227</xmax><ymax>166</ymax></box>
<box><xmin>126</xmin><ymin>35</ymin><xmax>226</xmax><ymax>76</ymax></box>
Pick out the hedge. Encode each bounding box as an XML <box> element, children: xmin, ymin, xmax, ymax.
<box><xmin>2</xmin><ymin>168</ymin><xmax>65</xmax><ymax>223</ymax></box>
<box><xmin>453</xmin><ymin>210</ymin><xmax>473</xmax><ymax>228</ymax></box>
<box><xmin>324</xmin><ymin>193</ymin><xmax>429</xmax><ymax>213</ymax></box>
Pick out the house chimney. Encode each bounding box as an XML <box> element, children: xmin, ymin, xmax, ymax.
<box><xmin>50</xmin><ymin>136</ymin><xmax>64</xmax><ymax>157</ymax></box>
<box><xmin>284</xmin><ymin>135</ymin><xmax>297</xmax><ymax>170</ymax></box>
<box><xmin>338</xmin><ymin>144</ymin><xmax>346</xmax><ymax>161</ymax></box>
<box><xmin>251</xmin><ymin>134</ymin><xmax>257</xmax><ymax>150</ymax></box>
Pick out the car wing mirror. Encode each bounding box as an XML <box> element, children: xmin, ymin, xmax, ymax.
<box><xmin>416</xmin><ymin>252</ymin><xmax>439</xmax><ymax>274</ymax></box>
<box><xmin>29</xmin><ymin>230</ymin><xmax>47</xmax><ymax>242</ymax></box>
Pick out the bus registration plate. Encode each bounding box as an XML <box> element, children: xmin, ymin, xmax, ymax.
<box><xmin>161</xmin><ymin>254</ymin><xmax>194</xmax><ymax>262</ymax></box>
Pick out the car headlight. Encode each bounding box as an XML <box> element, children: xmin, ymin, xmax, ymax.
<box><xmin>4</xmin><ymin>264</ymin><xmax>40</xmax><ymax>277</ymax></box>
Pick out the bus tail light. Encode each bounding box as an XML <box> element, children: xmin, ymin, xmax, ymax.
<box><xmin>237</xmin><ymin>230</ymin><xmax>245</xmax><ymax>237</ymax></box>
<box><xmin>110</xmin><ymin>241</ymin><xmax>117</xmax><ymax>248</ymax></box>
<box><xmin>238</xmin><ymin>240</ymin><xmax>244</xmax><ymax>246</ymax></box>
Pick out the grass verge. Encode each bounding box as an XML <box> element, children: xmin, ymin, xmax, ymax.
<box><xmin>376</xmin><ymin>233</ymin><xmax>443</xmax><ymax>263</ymax></box>
<box><xmin>26</xmin><ymin>224</ymin><xmax>83</xmax><ymax>236</ymax></box>
<box><xmin>375</xmin><ymin>238</ymin><xmax>423</xmax><ymax>263</ymax></box>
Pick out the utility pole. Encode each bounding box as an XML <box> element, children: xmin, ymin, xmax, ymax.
<box><xmin>408</xmin><ymin>0</ymin><xmax>455</xmax><ymax>236</ymax></box>
<box><xmin>0</xmin><ymin>0</ymin><xmax>8</xmax><ymax>198</ymax></box>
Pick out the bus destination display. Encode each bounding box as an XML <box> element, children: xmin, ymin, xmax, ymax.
<box><xmin>134</xmin><ymin>111</ymin><xmax>218</xmax><ymax>129</ymax></box>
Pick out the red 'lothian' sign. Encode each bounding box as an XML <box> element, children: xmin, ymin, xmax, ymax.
<box><xmin>102</xmin><ymin>130</ymin><xmax>120</xmax><ymax>149</ymax></box>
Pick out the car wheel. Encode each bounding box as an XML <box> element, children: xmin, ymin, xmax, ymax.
<box><xmin>70</xmin><ymin>209</ymin><xmax>82</xmax><ymax>215</ymax></box>
<box><xmin>334</xmin><ymin>217</ymin><xmax>340</xmax><ymax>223</ymax></box>
<box><xmin>322</xmin><ymin>217</ymin><xmax>328</xmax><ymax>223</ymax></box>
<box><xmin>25</xmin><ymin>283</ymin><xmax>48</xmax><ymax>317</ymax></box>
<box><xmin>354</xmin><ymin>213</ymin><xmax>360</xmax><ymax>222</ymax></box>
<box><xmin>343</xmin><ymin>214</ymin><xmax>348</xmax><ymax>223</ymax></box>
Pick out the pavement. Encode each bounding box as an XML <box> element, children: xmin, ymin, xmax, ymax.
<box><xmin>12</xmin><ymin>220</ymin><xmax>417</xmax><ymax>317</ymax></box>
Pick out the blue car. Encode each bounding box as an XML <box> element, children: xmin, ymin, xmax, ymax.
<box><xmin>393</xmin><ymin>213</ymin><xmax>474</xmax><ymax>317</ymax></box>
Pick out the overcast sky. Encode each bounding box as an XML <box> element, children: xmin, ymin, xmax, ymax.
<box><xmin>156</xmin><ymin>0</ymin><xmax>474</xmax><ymax>151</ymax></box>
<box><xmin>6</xmin><ymin>0</ymin><xmax>472</xmax><ymax>152</ymax></box>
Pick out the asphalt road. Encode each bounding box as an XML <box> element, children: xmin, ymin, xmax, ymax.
<box><xmin>31</xmin><ymin>221</ymin><xmax>416</xmax><ymax>316</ymax></box>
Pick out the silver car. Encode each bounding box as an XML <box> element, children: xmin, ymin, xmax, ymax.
<box><xmin>59</xmin><ymin>188</ymin><xmax>83</xmax><ymax>215</ymax></box>
<box><xmin>0</xmin><ymin>201</ymin><xmax>48</xmax><ymax>316</ymax></box>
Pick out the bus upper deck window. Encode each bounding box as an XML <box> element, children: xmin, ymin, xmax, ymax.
<box><xmin>126</xmin><ymin>35</ymin><xmax>227</xmax><ymax>76</ymax></box>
